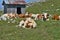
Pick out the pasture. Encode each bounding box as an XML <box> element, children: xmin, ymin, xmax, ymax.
<box><xmin>0</xmin><ymin>12</ymin><xmax>60</xmax><ymax>40</ymax></box>
<box><xmin>0</xmin><ymin>0</ymin><xmax>60</xmax><ymax>40</ymax></box>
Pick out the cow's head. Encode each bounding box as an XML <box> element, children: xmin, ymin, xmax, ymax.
<box><xmin>42</xmin><ymin>13</ymin><xmax>49</xmax><ymax>21</ymax></box>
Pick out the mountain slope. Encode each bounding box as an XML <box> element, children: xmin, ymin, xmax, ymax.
<box><xmin>26</xmin><ymin>0</ymin><xmax>60</xmax><ymax>14</ymax></box>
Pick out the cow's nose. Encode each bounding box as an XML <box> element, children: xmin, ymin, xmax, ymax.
<box><xmin>43</xmin><ymin>18</ymin><xmax>46</xmax><ymax>21</ymax></box>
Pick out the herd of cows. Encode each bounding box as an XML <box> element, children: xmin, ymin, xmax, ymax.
<box><xmin>0</xmin><ymin>12</ymin><xmax>60</xmax><ymax>29</ymax></box>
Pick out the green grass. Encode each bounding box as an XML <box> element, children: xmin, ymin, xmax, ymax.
<box><xmin>0</xmin><ymin>11</ymin><xmax>3</xmax><ymax>16</ymax></box>
<box><xmin>0</xmin><ymin>20</ymin><xmax>60</xmax><ymax>40</ymax></box>
<box><xmin>0</xmin><ymin>0</ymin><xmax>60</xmax><ymax>40</ymax></box>
<box><xmin>26</xmin><ymin>0</ymin><xmax>60</xmax><ymax>14</ymax></box>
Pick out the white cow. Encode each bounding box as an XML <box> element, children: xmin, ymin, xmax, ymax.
<box><xmin>0</xmin><ymin>14</ymin><xmax>9</xmax><ymax>21</ymax></box>
<box><xmin>18</xmin><ymin>20</ymin><xmax>25</xmax><ymax>28</ymax></box>
<box><xmin>29</xmin><ymin>13</ymin><xmax>42</xmax><ymax>20</ymax></box>
<box><xmin>0</xmin><ymin>13</ymin><xmax>16</xmax><ymax>23</ymax></box>
<box><xmin>18</xmin><ymin>18</ymin><xmax>37</xmax><ymax>28</ymax></box>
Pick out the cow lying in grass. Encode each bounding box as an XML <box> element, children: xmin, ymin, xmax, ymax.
<box><xmin>27</xmin><ymin>13</ymin><xmax>43</xmax><ymax>20</ymax></box>
<box><xmin>18</xmin><ymin>18</ymin><xmax>37</xmax><ymax>29</ymax></box>
<box><xmin>0</xmin><ymin>13</ymin><xmax>9</xmax><ymax>21</ymax></box>
<box><xmin>18</xmin><ymin>12</ymin><xmax>43</xmax><ymax>20</ymax></box>
<box><xmin>0</xmin><ymin>13</ymin><xmax>17</xmax><ymax>23</ymax></box>
<box><xmin>26</xmin><ymin>13</ymin><xmax>50</xmax><ymax>21</ymax></box>
<box><xmin>52</xmin><ymin>14</ymin><xmax>60</xmax><ymax>20</ymax></box>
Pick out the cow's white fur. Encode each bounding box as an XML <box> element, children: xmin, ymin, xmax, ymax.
<box><xmin>31</xmin><ymin>14</ymin><xmax>40</xmax><ymax>20</ymax></box>
<box><xmin>43</xmin><ymin>13</ymin><xmax>48</xmax><ymax>18</ymax></box>
<box><xmin>25</xmin><ymin>12</ymin><xmax>29</xmax><ymax>16</ymax></box>
<box><xmin>18</xmin><ymin>20</ymin><xmax>25</xmax><ymax>27</ymax></box>
<box><xmin>18</xmin><ymin>18</ymin><xmax>37</xmax><ymax>28</ymax></box>
<box><xmin>0</xmin><ymin>14</ymin><xmax>9</xmax><ymax>21</ymax></box>
<box><xmin>59</xmin><ymin>16</ymin><xmax>60</xmax><ymax>19</ymax></box>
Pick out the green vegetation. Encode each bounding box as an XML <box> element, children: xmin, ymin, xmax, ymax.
<box><xmin>26</xmin><ymin>0</ymin><xmax>60</xmax><ymax>14</ymax></box>
<box><xmin>0</xmin><ymin>11</ymin><xmax>3</xmax><ymax>16</ymax></box>
<box><xmin>0</xmin><ymin>0</ymin><xmax>60</xmax><ymax>40</ymax></box>
<box><xmin>0</xmin><ymin>19</ymin><xmax>60</xmax><ymax>40</ymax></box>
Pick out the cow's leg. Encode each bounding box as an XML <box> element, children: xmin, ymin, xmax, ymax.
<box><xmin>22</xmin><ymin>23</ymin><xmax>26</xmax><ymax>28</ymax></box>
<box><xmin>33</xmin><ymin>22</ymin><xmax>37</xmax><ymax>28</ymax></box>
<box><xmin>18</xmin><ymin>20</ymin><xmax>24</xmax><ymax>27</ymax></box>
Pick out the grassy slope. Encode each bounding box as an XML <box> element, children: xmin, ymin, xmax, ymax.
<box><xmin>26</xmin><ymin>0</ymin><xmax>60</xmax><ymax>14</ymax></box>
<box><xmin>0</xmin><ymin>20</ymin><xmax>60</xmax><ymax>40</ymax></box>
<box><xmin>0</xmin><ymin>0</ymin><xmax>60</xmax><ymax>40</ymax></box>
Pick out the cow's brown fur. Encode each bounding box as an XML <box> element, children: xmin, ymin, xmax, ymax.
<box><xmin>52</xmin><ymin>14</ymin><xmax>59</xmax><ymax>20</ymax></box>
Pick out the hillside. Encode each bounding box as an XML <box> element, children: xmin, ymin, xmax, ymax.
<box><xmin>0</xmin><ymin>0</ymin><xmax>60</xmax><ymax>40</ymax></box>
<box><xmin>26</xmin><ymin>0</ymin><xmax>60</xmax><ymax>14</ymax></box>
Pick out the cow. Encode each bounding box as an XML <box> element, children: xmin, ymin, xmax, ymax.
<box><xmin>8</xmin><ymin>13</ymin><xmax>17</xmax><ymax>19</ymax></box>
<box><xmin>0</xmin><ymin>13</ymin><xmax>17</xmax><ymax>23</ymax></box>
<box><xmin>18</xmin><ymin>17</ymin><xmax>37</xmax><ymax>29</ymax></box>
<box><xmin>18</xmin><ymin>12</ymin><xmax>30</xmax><ymax>18</ymax></box>
<box><xmin>7</xmin><ymin>13</ymin><xmax>18</xmax><ymax>23</ymax></box>
<box><xmin>18</xmin><ymin>12</ymin><xmax>43</xmax><ymax>20</ymax></box>
<box><xmin>0</xmin><ymin>14</ymin><xmax>9</xmax><ymax>21</ymax></box>
<box><xmin>52</xmin><ymin>14</ymin><xmax>60</xmax><ymax>20</ymax></box>
<box><xmin>28</xmin><ymin>13</ymin><xmax>43</xmax><ymax>20</ymax></box>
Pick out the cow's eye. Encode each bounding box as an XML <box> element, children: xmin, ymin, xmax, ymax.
<box><xmin>42</xmin><ymin>15</ymin><xmax>44</xmax><ymax>16</ymax></box>
<box><xmin>47</xmin><ymin>14</ymin><xmax>49</xmax><ymax>16</ymax></box>
<box><xmin>22</xmin><ymin>23</ymin><xmax>24</xmax><ymax>25</ymax></box>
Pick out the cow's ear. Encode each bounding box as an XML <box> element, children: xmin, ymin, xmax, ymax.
<box><xmin>42</xmin><ymin>14</ymin><xmax>44</xmax><ymax>16</ymax></box>
<box><xmin>47</xmin><ymin>14</ymin><xmax>49</xmax><ymax>16</ymax></box>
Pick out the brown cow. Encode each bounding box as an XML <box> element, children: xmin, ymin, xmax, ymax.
<box><xmin>18</xmin><ymin>18</ymin><xmax>37</xmax><ymax>28</ymax></box>
<box><xmin>52</xmin><ymin>14</ymin><xmax>60</xmax><ymax>20</ymax></box>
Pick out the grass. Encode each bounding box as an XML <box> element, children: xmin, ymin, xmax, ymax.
<box><xmin>0</xmin><ymin>20</ymin><xmax>60</xmax><ymax>40</ymax></box>
<box><xmin>0</xmin><ymin>19</ymin><xmax>60</xmax><ymax>40</ymax></box>
<box><xmin>26</xmin><ymin>0</ymin><xmax>60</xmax><ymax>14</ymax></box>
<box><xmin>0</xmin><ymin>0</ymin><xmax>60</xmax><ymax>40</ymax></box>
